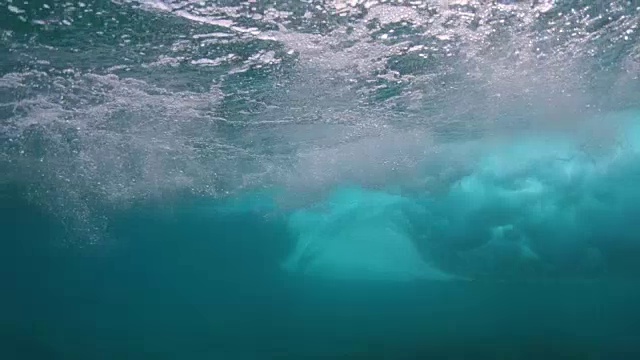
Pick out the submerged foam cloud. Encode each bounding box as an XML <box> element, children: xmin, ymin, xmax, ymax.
<box><xmin>277</xmin><ymin>110</ymin><xmax>640</xmax><ymax>281</ymax></box>
<box><xmin>282</xmin><ymin>187</ymin><xmax>455</xmax><ymax>281</ymax></box>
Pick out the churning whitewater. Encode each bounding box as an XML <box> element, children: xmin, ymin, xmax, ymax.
<box><xmin>2</xmin><ymin>0</ymin><xmax>640</xmax><ymax>358</ymax></box>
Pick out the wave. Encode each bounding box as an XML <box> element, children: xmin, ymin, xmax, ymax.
<box><xmin>1</xmin><ymin>0</ymin><xmax>640</xmax><ymax>278</ymax></box>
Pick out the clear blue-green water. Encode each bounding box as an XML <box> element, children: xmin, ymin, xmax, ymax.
<box><xmin>2</xmin><ymin>0</ymin><xmax>640</xmax><ymax>358</ymax></box>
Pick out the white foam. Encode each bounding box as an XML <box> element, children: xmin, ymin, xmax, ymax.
<box><xmin>282</xmin><ymin>188</ymin><xmax>454</xmax><ymax>281</ymax></box>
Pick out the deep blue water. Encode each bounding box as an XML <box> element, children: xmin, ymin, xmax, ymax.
<box><xmin>3</xmin><ymin>0</ymin><xmax>640</xmax><ymax>358</ymax></box>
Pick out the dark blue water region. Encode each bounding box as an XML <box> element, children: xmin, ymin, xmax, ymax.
<box><xmin>2</xmin><ymin>188</ymin><xmax>640</xmax><ymax>360</ymax></box>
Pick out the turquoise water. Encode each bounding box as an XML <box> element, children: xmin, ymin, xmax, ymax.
<box><xmin>2</xmin><ymin>0</ymin><xmax>640</xmax><ymax>358</ymax></box>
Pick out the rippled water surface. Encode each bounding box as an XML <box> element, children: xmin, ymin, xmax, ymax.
<box><xmin>2</xmin><ymin>0</ymin><xmax>640</xmax><ymax>358</ymax></box>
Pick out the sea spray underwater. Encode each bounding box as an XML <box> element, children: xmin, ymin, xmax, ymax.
<box><xmin>281</xmin><ymin>116</ymin><xmax>640</xmax><ymax>282</ymax></box>
<box><xmin>2</xmin><ymin>0</ymin><xmax>640</xmax><ymax>358</ymax></box>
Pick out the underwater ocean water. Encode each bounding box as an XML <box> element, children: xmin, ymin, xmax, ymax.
<box><xmin>2</xmin><ymin>0</ymin><xmax>640</xmax><ymax>358</ymax></box>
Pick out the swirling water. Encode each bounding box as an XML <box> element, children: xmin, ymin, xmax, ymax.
<box><xmin>2</xmin><ymin>0</ymin><xmax>640</xmax><ymax>358</ymax></box>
